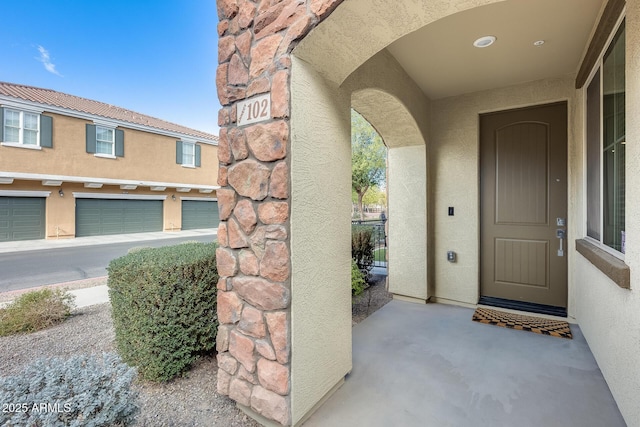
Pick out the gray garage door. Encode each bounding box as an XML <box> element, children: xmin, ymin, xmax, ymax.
<box><xmin>0</xmin><ymin>197</ymin><xmax>46</xmax><ymax>242</ymax></box>
<box><xmin>76</xmin><ymin>199</ymin><xmax>163</xmax><ymax>237</ymax></box>
<box><xmin>181</xmin><ymin>200</ymin><xmax>219</xmax><ymax>230</ymax></box>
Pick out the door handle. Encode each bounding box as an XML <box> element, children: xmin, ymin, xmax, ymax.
<box><xmin>556</xmin><ymin>229</ymin><xmax>566</xmax><ymax>256</ymax></box>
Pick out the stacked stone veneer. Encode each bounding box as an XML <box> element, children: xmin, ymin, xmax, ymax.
<box><xmin>215</xmin><ymin>0</ymin><xmax>343</xmax><ymax>425</ymax></box>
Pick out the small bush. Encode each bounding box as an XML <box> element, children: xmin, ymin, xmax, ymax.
<box><xmin>0</xmin><ymin>288</ymin><xmax>75</xmax><ymax>337</ymax></box>
<box><xmin>351</xmin><ymin>259</ymin><xmax>366</xmax><ymax>297</ymax></box>
<box><xmin>108</xmin><ymin>242</ymin><xmax>218</xmax><ymax>382</ymax></box>
<box><xmin>0</xmin><ymin>353</ymin><xmax>138</xmax><ymax>427</ymax></box>
<box><xmin>352</xmin><ymin>226</ymin><xmax>374</xmax><ymax>273</ymax></box>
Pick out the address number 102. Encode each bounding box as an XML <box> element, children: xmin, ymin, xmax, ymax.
<box><xmin>237</xmin><ymin>94</ymin><xmax>271</xmax><ymax>126</ymax></box>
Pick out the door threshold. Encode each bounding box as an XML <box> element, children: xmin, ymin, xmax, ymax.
<box><xmin>478</xmin><ymin>296</ymin><xmax>567</xmax><ymax>318</ymax></box>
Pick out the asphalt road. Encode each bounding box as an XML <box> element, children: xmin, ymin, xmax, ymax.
<box><xmin>0</xmin><ymin>235</ymin><xmax>216</xmax><ymax>293</ymax></box>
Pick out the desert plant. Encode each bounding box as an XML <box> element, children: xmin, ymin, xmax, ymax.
<box><xmin>352</xmin><ymin>226</ymin><xmax>374</xmax><ymax>274</ymax></box>
<box><xmin>0</xmin><ymin>288</ymin><xmax>75</xmax><ymax>337</ymax></box>
<box><xmin>108</xmin><ymin>242</ymin><xmax>218</xmax><ymax>382</ymax></box>
<box><xmin>0</xmin><ymin>353</ymin><xmax>138</xmax><ymax>427</ymax></box>
<box><xmin>351</xmin><ymin>259</ymin><xmax>366</xmax><ymax>297</ymax></box>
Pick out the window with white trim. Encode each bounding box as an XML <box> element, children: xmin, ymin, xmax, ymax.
<box><xmin>182</xmin><ymin>141</ymin><xmax>195</xmax><ymax>166</ymax></box>
<box><xmin>586</xmin><ymin>18</ymin><xmax>625</xmax><ymax>254</ymax></box>
<box><xmin>175</xmin><ymin>140</ymin><xmax>201</xmax><ymax>167</ymax></box>
<box><xmin>96</xmin><ymin>126</ymin><xmax>115</xmax><ymax>155</ymax></box>
<box><xmin>3</xmin><ymin>108</ymin><xmax>39</xmax><ymax>145</ymax></box>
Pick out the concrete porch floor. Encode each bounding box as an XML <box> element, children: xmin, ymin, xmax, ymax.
<box><xmin>303</xmin><ymin>300</ymin><xmax>626</xmax><ymax>427</ymax></box>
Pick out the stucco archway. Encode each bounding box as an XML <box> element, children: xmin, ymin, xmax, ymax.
<box><xmin>350</xmin><ymin>88</ymin><xmax>430</xmax><ymax>302</ymax></box>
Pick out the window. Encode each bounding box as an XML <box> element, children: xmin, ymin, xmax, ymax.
<box><xmin>85</xmin><ymin>124</ymin><xmax>124</xmax><ymax>157</ymax></box>
<box><xmin>176</xmin><ymin>140</ymin><xmax>201</xmax><ymax>167</ymax></box>
<box><xmin>3</xmin><ymin>109</ymin><xmax>39</xmax><ymax>145</ymax></box>
<box><xmin>96</xmin><ymin>126</ymin><xmax>114</xmax><ymax>155</ymax></box>
<box><xmin>182</xmin><ymin>141</ymin><xmax>195</xmax><ymax>166</ymax></box>
<box><xmin>586</xmin><ymin>19</ymin><xmax>625</xmax><ymax>254</ymax></box>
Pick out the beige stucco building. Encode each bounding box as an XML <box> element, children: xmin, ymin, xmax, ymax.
<box><xmin>0</xmin><ymin>82</ymin><xmax>219</xmax><ymax>241</ymax></box>
<box><xmin>215</xmin><ymin>0</ymin><xmax>640</xmax><ymax>426</ymax></box>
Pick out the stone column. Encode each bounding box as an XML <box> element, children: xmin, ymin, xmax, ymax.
<box><xmin>215</xmin><ymin>1</ymin><xmax>343</xmax><ymax>425</ymax></box>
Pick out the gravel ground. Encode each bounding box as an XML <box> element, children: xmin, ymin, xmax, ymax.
<box><xmin>0</xmin><ymin>275</ymin><xmax>391</xmax><ymax>426</ymax></box>
<box><xmin>352</xmin><ymin>274</ymin><xmax>393</xmax><ymax>325</ymax></box>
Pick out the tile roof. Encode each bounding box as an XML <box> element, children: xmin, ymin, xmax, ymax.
<box><xmin>0</xmin><ymin>82</ymin><xmax>218</xmax><ymax>142</ymax></box>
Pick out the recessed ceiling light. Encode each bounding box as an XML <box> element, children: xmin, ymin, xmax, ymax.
<box><xmin>534</xmin><ymin>40</ymin><xmax>545</xmax><ymax>46</ymax></box>
<box><xmin>473</xmin><ymin>36</ymin><xmax>496</xmax><ymax>48</ymax></box>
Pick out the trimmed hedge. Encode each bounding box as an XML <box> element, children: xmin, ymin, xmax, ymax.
<box><xmin>107</xmin><ymin>242</ymin><xmax>218</xmax><ymax>382</ymax></box>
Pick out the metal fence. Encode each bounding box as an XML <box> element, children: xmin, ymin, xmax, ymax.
<box><xmin>352</xmin><ymin>219</ymin><xmax>387</xmax><ymax>269</ymax></box>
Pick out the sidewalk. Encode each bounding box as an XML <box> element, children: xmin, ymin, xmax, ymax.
<box><xmin>0</xmin><ymin>228</ymin><xmax>217</xmax><ymax>254</ymax></box>
<box><xmin>0</xmin><ymin>278</ymin><xmax>110</xmax><ymax>309</ymax></box>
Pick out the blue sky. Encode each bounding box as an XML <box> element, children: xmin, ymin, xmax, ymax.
<box><xmin>1</xmin><ymin>0</ymin><xmax>221</xmax><ymax>136</ymax></box>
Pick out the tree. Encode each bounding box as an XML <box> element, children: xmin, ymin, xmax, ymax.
<box><xmin>362</xmin><ymin>186</ymin><xmax>386</xmax><ymax>208</ymax></box>
<box><xmin>352</xmin><ymin>109</ymin><xmax>386</xmax><ymax>220</ymax></box>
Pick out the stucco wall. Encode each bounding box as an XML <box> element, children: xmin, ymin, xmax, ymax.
<box><xmin>574</xmin><ymin>1</ymin><xmax>640</xmax><ymax>424</ymax></box>
<box><xmin>0</xmin><ymin>112</ymin><xmax>217</xmax><ymax>186</ymax></box>
<box><xmin>388</xmin><ymin>145</ymin><xmax>428</xmax><ymax>300</ymax></box>
<box><xmin>290</xmin><ymin>56</ymin><xmax>353</xmax><ymax>425</ymax></box>
<box><xmin>430</xmin><ymin>76</ymin><xmax>579</xmax><ymax>308</ymax></box>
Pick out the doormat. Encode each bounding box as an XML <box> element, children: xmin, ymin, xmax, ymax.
<box><xmin>472</xmin><ymin>307</ymin><xmax>572</xmax><ymax>339</ymax></box>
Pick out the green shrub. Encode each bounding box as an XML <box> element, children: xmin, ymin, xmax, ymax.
<box><xmin>0</xmin><ymin>288</ymin><xmax>75</xmax><ymax>337</ymax></box>
<box><xmin>352</xmin><ymin>226</ymin><xmax>374</xmax><ymax>273</ymax></box>
<box><xmin>0</xmin><ymin>353</ymin><xmax>138</xmax><ymax>427</ymax></box>
<box><xmin>107</xmin><ymin>242</ymin><xmax>219</xmax><ymax>382</ymax></box>
<box><xmin>351</xmin><ymin>259</ymin><xmax>366</xmax><ymax>297</ymax></box>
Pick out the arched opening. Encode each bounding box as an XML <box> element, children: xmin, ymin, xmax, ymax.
<box><xmin>289</xmin><ymin>49</ymin><xmax>430</xmax><ymax>427</ymax></box>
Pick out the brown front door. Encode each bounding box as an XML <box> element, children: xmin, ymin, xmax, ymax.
<box><xmin>480</xmin><ymin>102</ymin><xmax>568</xmax><ymax>308</ymax></box>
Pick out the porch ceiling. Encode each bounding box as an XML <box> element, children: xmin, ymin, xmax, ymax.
<box><xmin>386</xmin><ymin>0</ymin><xmax>605</xmax><ymax>100</ymax></box>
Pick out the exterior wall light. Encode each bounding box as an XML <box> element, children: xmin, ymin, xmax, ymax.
<box><xmin>58</xmin><ymin>189</ymin><xmax>64</xmax><ymax>197</ymax></box>
<box><xmin>172</xmin><ymin>194</ymin><xmax>176</xmax><ymax>201</ymax></box>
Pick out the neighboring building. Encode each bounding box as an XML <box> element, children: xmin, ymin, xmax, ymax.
<box><xmin>0</xmin><ymin>82</ymin><xmax>219</xmax><ymax>241</ymax></box>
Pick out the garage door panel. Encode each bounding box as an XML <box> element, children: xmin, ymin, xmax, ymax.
<box><xmin>182</xmin><ymin>200</ymin><xmax>219</xmax><ymax>230</ymax></box>
<box><xmin>0</xmin><ymin>197</ymin><xmax>46</xmax><ymax>242</ymax></box>
<box><xmin>76</xmin><ymin>199</ymin><xmax>163</xmax><ymax>237</ymax></box>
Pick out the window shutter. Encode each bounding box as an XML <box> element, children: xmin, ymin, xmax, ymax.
<box><xmin>86</xmin><ymin>124</ymin><xmax>96</xmax><ymax>153</ymax></box>
<box><xmin>0</xmin><ymin>108</ymin><xmax>3</xmax><ymax>142</ymax></box>
<box><xmin>195</xmin><ymin>144</ymin><xmax>201</xmax><ymax>167</ymax></box>
<box><xmin>115</xmin><ymin>129</ymin><xmax>124</xmax><ymax>157</ymax></box>
<box><xmin>176</xmin><ymin>141</ymin><xmax>183</xmax><ymax>164</ymax></box>
<box><xmin>40</xmin><ymin>115</ymin><xmax>53</xmax><ymax>148</ymax></box>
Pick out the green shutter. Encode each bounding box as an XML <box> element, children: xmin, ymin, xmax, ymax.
<box><xmin>86</xmin><ymin>124</ymin><xmax>96</xmax><ymax>153</ymax></box>
<box><xmin>195</xmin><ymin>144</ymin><xmax>201</xmax><ymax>167</ymax></box>
<box><xmin>40</xmin><ymin>115</ymin><xmax>53</xmax><ymax>148</ymax></box>
<box><xmin>115</xmin><ymin>129</ymin><xmax>124</xmax><ymax>157</ymax></box>
<box><xmin>176</xmin><ymin>140</ymin><xmax>183</xmax><ymax>164</ymax></box>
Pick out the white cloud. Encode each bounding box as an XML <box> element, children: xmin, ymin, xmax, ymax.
<box><xmin>36</xmin><ymin>45</ymin><xmax>62</xmax><ymax>76</ymax></box>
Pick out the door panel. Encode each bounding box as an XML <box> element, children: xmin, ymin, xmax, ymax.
<box><xmin>0</xmin><ymin>197</ymin><xmax>46</xmax><ymax>242</ymax></box>
<box><xmin>181</xmin><ymin>200</ymin><xmax>219</xmax><ymax>230</ymax></box>
<box><xmin>481</xmin><ymin>102</ymin><xmax>567</xmax><ymax>308</ymax></box>
<box><xmin>76</xmin><ymin>199</ymin><xmax>162</xmax><ymax>237</ymax></box>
